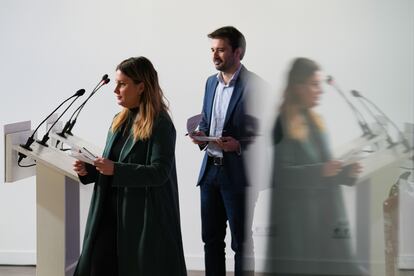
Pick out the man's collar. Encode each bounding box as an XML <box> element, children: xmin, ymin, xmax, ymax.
<box><xmin>216</xmin><ymin>64</ymin><xmax>243</xmax><ymax>86</ymax></box>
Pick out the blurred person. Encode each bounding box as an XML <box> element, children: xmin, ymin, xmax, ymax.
<box><xmin>267</xmin><ymin>57</ymin><xmax>361</xmax><ymax>275</ymax></box>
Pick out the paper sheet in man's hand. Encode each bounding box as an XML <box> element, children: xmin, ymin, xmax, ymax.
<box><xmin>186</xmin><ymin>114</ymin><xmax>220</xmax><ymax>141</ymax></box>
<box><xmin>186</xmin><ymin>114</ymin><xmax>203</xmax><ymax>134</ymax></box>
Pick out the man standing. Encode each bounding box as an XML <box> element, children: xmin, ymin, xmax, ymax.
<box><xmin>190</xmin><ymin>26</ymin><xmax>261</xmax><ymax>276</ymax></box>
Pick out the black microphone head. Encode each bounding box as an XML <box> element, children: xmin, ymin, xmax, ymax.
<box><xmin>102</xmin><ymin>74</ymin><xmax>108</xmax><ymax>81</ymax></box>
<box><xmin>104</xmin><ymin>78</ymin><xmax>110</xmax><ymax>84</ymax></box>
<box><xmin>75</xmin><ymin>89</ymin><xmax>86</xmax><ymax>96</ymax></box>
<box><xmin>326</xmin><ymin>75</ymin><xmax>333</xmax><ymax>84</ymax></box>
<box><xmin>351</xmin><ymin>90</ymin><xmax>362</xmax><ymax>97</ymax></box>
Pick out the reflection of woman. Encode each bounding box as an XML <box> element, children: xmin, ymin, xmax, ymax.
<box><xmin>268</xmin><ymin>58</ymin><xmax>360</xmax><ymax>274</ymax></box>
<box><xmin>73</xmin><ymin>57</ymin><xmax>187</xmax><ymax>276</ymax></box>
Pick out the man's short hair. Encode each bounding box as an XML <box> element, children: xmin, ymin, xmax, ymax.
<box><xmin>208</xmin><ymin>26</ymin><xmax>246</xmax><ymax>60</ymax></box>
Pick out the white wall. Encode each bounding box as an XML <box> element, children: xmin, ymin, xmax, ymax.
<box><xmin>1</xmin><ymin>0</ymin><xmax>412</xmax><ymax>271</ymax></box>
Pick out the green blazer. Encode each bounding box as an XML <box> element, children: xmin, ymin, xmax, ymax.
<box><xmin>74</xmin><ymin>112</ymin><xmax>187</xmax><ymax>276</ymax></box>
<box><xmin>266</xmin><ymin>113</ymin><xmax>358</xmax><ymax>273</ymax></box>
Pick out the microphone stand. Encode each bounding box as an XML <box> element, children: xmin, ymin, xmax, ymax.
<box><xmin>326</xmin><ymin>76</ymin><xmax>376</xmax><ymax>139</ymax></box>
<box><xmin>351</xmin><ymin>90</ymin><xmax>411</xmax><ymax>152</ymax></box>
<box><xmin>57</xmin><ymin>74</ymin><xmax>110</xmax><ymax>137</ymax></box>
<box><xmin>18</xmin><ymin>89</ymin><xmax>85</xmax><ymax>163</ymax></box>
<box><xmin>37</xmin><ymin>91</ymin><xmax>85</xmax><ymax>147</ymax></box>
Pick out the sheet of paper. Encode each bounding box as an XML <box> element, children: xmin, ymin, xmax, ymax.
<box><xmin>337</xmin><ymin>148</ymin><xmax>372</xmax><ymax>166</ymax></box>
<box><xmin>186</xmin><ymin>114</ymin><xmax>220</xmax><ymax>141</ymax></box>
<box><xmin>68</xmin><ymin>150</ymin><xmax>96</xmax><ymax>165</ymax></box>
<box><xmin>186</xmin><ymin>114</ymin><xmax>203</xmax><ymax>134</ymax></box>
<box><xmin>192</xmin><ymin>136</ymin><xmax>220</xmax><ymax>142</ymax></box>
<box><xmin>80</xmin><ymin>147</ymin><xmax>98</xmax><ymax>159</ymax></box>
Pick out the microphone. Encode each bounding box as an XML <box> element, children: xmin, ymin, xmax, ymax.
<box><xmin>326</xmin><ymin>76</ymin><xmax>375</xmax><ymax>138</ymax></box>
<box><xmin>36</xmin><ymin>89</ymin><xmax>86</xmax><ymax>147</ymax></box>
<box><xmin>18</xmin><ymin>89</ymin><xmax>86</xmax><ymax>163</ymax></box>
<box><xmin>57</xmin><ymin>74</ymin><xmax>110</xmax><ymax>137</ymax></box>
<box><xmin>351</xmin><ymin>90</ymin><xmax>411</xmax><ymax>152</ymax></box>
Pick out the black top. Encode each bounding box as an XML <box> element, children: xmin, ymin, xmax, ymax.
<box><xmin>102</xmin><ymin>108</ymin><xmax>139</xmax><ymax>228</ymax></box>
<box><xmin>109</xmin><ymin>108</ymin><xmax>139</xmax><ymax>161</ymax></box>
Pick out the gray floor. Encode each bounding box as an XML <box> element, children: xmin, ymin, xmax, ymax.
<box><xmin>0</xmin><ymin>266</ymin><xmax>273</xmax><ymax>276</ymax></box>
<box><xmin>1</xmin><ymin>266</ymin><xmax>413</xmax><ymax>276</ymax></box>
<box><xmin>0</xmin><ymin>266</ymin><xmax>237</xmax><ymax>276</ymax></box>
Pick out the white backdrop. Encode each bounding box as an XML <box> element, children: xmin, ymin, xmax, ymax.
<box><xmin>0</xmin><ymin>0</ymin><xmax>412</xmax><ymax>271</ymax></box>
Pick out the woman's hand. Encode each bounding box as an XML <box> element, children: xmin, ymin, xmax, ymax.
<box><xmin>73</xmin><ymin>160</ymin><xmax>88</xmax><ymax>176</ymax></box>
<box><xmin>94</xmin><ymin>158</ymin><xmax>115</xmax><ymax>176</ymax></box>
<box><xmin>347</xmin><ymin>162</ymin><xmax>362</xmax><ymax>178</ymax></box>
<box><xmin>322</xmin><ymin>160</ymin><xmax>343</xmax><ymax>177</ymax></box>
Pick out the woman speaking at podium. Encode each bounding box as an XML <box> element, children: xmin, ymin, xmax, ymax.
<box><xmin>72</xmin><ymin>57</ymin><xmax>187</xmax><ymax>276</ymax></box>
<box><xmin>267</xmin><ymin>57</ymin><xmax>362</xmax><ymax>274</ymax></box>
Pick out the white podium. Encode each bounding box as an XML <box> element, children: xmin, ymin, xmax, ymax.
<box><xmin>265</xmin><ymin>130</ymin><xmax>412</xmax><ymax>276</ymax></box>
<box><xmin>4</xmin><ymin>121</ymin><xmax>101</xmax><ymax>276</ymax></box>
<box><xmin>357</xmin><ymin>146</ymin><xmax>409</xmax><ymax>276</ymax></box>
<box><xmin>335</xmin><ymin>130</ymin><xmax>412</xmax><ymax>276</ymax></box>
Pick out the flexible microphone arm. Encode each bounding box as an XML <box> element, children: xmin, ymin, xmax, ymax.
<box><xmin>351</xmin><ymin>90</ymin><xmax>411</xmax><ymax>152</ymax></box>
<box><xmin>70</xmin><ymin>75</ymin><xmax>109</xmax><ymax>123</ymax></box>
<box><xmin>37</xmin><ymin>90</ymin><xmax>85</xmax><ymax>147</ymax></box>
<box><xmin>326</xmin><ymin>76</ymin><xmax>375</xmax><ymax>138</ymax></box>
<box><xmin>66</xmin><ymin>78</ymin><xmax>110</xmax><ymax>135</ymax></box>
<box><xmin>18</xmin><ymin>89</ymin><xmax>85</xmax><ymax>162</ymax></box>
<box><xmin>58</xmin><ymin>74</ymin><xmax>110</xmax><ymax>137</ymax></box>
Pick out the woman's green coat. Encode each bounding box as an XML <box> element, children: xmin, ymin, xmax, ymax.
<box><xmin>74</xmin><ymin>112</ymin><xmax>187</xmax><ymax>276</ymax></box>
<box><xmin>266</xmin><ymin>113</ymin><xmax>360</xmax><ymax>274</ymax></box>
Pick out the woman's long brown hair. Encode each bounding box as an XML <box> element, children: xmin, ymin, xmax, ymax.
<box><xmin>111</xmin><ymin>57</ymin><xmax>169</xmax><ymax>140</ymax></box>
<box><xmin>279</xmin><ymin>57</ymin><xmax>324</xmax><ymax>140</ymax></box>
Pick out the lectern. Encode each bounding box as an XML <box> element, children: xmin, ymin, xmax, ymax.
<box><xmin>264</xmin><ymin>127</ymin><xmax>412</xmax><ymax>276</ymax></box>
<box><xmin>335</xmin><ymin>128</ymin><xmax>412</xmax><ymax>276</ymax></box>
<box><xmin>4</xmin><ymin>120</ymin><xmax>101</xmax><ymax>276</ymax></box>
